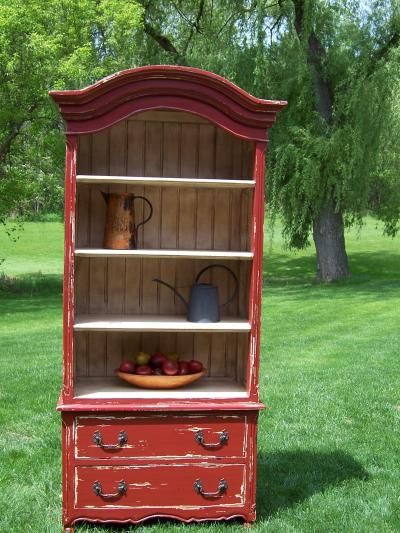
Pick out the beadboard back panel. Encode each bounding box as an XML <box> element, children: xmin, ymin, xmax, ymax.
<box><xmin>74</xmin><ymin>257</ymin><xmax>250</xmax><ymax>318</ymax></box>
<box><xmin>76</xmin><ymin>111</ymin><xmax>254</xmax><ymax>252</ymax></box>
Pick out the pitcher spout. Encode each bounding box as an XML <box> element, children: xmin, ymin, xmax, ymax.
<box><xmin>101</xmin><ymin>191</ymin><xmax>110</xmax><ymax>204</ymax></box>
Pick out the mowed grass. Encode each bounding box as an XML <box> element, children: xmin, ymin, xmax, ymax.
<box><xmin>0</xmin><ymin>219</ymin><xmax>399</xmax><ymax>532</ymax></box>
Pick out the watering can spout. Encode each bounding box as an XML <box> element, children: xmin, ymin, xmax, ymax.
<box><xmin>152</xmin><ymin>278</ymin><xmax>189</xmax><ymax>308</ymax></box>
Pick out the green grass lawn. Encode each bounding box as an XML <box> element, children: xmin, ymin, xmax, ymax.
<box><xmin>0</xmin><ymin>220</ymin><xmax>399</xmax><ymax>532</ymax></box>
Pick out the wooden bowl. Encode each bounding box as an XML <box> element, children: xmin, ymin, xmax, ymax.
<box><xmin>116</xmin><ymin>369</ymin><xmax>207</xmax><ymax>389</ymax></box>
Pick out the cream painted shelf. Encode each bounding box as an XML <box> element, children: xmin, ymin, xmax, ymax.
<box><xmin>74</xmin><ymin>315</ymin><xmax>251</xmax><ymax>333</ymax></box>
<box><xmin>74</xmin><ymin>248</ymin><xmax>253</xmax><ymax>260</ymax></box>
<box><xmin>74</xmin><ymin>376</ymin><xmax>248</xmax><ymax>399</ymax></box>
<box><xmin>76</xmin><ymin>175</ymin><xmax>255</xmax><ymax>188</ymax></box>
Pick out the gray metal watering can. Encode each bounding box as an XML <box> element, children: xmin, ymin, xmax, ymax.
<box><xmin>153</xmin><ymin>264</ymin><xmax>239</xmax><ymax>323</ymax></box>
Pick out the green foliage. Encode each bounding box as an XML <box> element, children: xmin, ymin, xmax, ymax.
<box><xmin>0</xmin><ymin>0</ymin><xmax>144</xmax><ymax>226</ymax></box>
<box><xmin>265</xmin><ymin>0</ymin><xmax>400</xmax><ymax>245</ymax></box>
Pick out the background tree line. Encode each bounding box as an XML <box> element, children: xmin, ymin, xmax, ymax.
<box><xmin>0</xmin><ymin>0</ymin><xmax>399</xmax><ymax>280</ymax></box>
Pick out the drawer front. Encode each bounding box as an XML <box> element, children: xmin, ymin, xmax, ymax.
<box><xmin>75</xmin><ymin>415</ymin><xmax>246</xmax><ymax>459</ymax></box>
<box><xmin>75</xmin><ymin>463</ymin><xmax>245</xmax><ymax>509</ymax></box>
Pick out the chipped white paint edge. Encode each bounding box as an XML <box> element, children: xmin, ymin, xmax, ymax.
<box><xmin>74</xmin><ymin>414</ymin><xmax>246</xmax><ymax>459</ymax></box>
<box><xmin>79</xmin><ymin>504</ymin><xmax>245</xmax><ymax>509</ymax></box>
<box><xmin>74</xmin><ymin>463</ymin><xmax>246</xmax><ymax>509</ymax></box>
<box><xmin>76</xmin><ymin>414</ymin><xmax>241</xmax><ymax>421</ymax></box>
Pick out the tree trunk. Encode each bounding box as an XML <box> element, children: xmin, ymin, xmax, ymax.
<box><xmin>312</xmin><ymin>201</ymin><xmax>350</xmax><ymax>281</ymax></box>
<box><xmin>293</xmin><ymin>0</ymin><xmax>351</xmax><ymax>281</ymax></box>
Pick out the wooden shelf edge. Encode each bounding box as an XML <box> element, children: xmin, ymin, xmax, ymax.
<box><xmin>73</xmin><ymin>315</ymin><xmax>251</xmax><ymax>333</ymax></box>
<box><xmin>57</xmin><ymin>399</ymin><xmax>265</xmax><ymax>412</ymax></box>
<box><xmin>76</xmin><ymin>175</ymin><xmax>256</xmax><ymax>189</ymax></box>
<box><xmin>74</xmin><ymin>248</ymin><xmax>254</xmax><ymax>260</ymax></box>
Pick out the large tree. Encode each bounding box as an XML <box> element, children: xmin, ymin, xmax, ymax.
<box><xmin>139</xmin><ymin>0</ymin><xmax>400</xmax><ymax>281</ymax></box>
<box><xmin>264</xmin><ymin>0</ymin><xmax>400</xmax><ymax>280</ymax></box>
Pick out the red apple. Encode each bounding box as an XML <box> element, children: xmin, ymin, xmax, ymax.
<box><xmin>150</xmin><ymin>352</ymin><xmax>168</xmax><ymax>369</ymax></box>
<box><xmin>188</xmin><ymin>360</ymin><xmax>203</xmax><ymax>374</ymax></box>
<box><xmin>162</xmin><ymin>360</ymin><xmax>179</xmax><ymax>376</ymax></box>
<box><xmin>178</xmin><ymin>361</ymin><xmax>190</xmax><ymax>375</ymax></box>
<box><xmin>119</xmin><ymin>360</ymin><xmax>136</xmax><ymax>373</ymax></box>
<box><xmin>135</xmin><ymin>365</ymin><xmax>153</xmax><ymax>375</ymax></box>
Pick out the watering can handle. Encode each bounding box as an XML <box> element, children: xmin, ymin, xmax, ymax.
<box><xmin>133</xmin><ymin>196</ymin><xmax>153</xmax><ymax>232</ymax></box>
<box><xmin>195</xmin><ymin>264</ymin><xmax>239</xmax><ymax>308</ymax></box>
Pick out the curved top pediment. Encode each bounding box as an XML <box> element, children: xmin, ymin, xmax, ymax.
<box><xmin>49</xmin><ymin>65</ymin><xmax>286</xmax><ymax>140</ymax></box>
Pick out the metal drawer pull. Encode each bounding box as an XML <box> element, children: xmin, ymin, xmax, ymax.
<box><xmin>92</xmin><ymin>480</ymin><xmax>127</xmax><ymax>499</ymax></box>
<box><xmin>195</xmin><ymin>429</ymin><xmax>229</xmax><ymax>448</ymax></box>
<box><xmin>194</xmin><ymin>478</ymin><xmax>228</xmax><ymax>497</ymax></box>
<box><xmin>92</xmin><ymin>430</ymin><xmax>128</xmax><ymax>450</ymax></box>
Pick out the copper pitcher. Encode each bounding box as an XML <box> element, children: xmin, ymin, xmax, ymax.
<box><xmin>101</xmin><ymin>192</ymin><xmax>153</xmax><ymax>249</ymax></box>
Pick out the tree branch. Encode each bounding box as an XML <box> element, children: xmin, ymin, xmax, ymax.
<box><xmin>0</xmin><ymin>104</ymin><xmax>38</xmax><ymax>166</ymax></box>
<box><xmin>366</xmin><ymin>28</ymin><xmax>400</xmax><ymax>77</ymax></box>
<box><xmin>143</xmin><ymin>21</ymin><xmax>186</xmax><ymax>63</ymax></box>
<box><xmin>182</xmin><ymin>0</ymin><xmax>205</xmax><ymax>55</ymax></box>
<box><xmin>172</xmin><ymin>2</ymin><xmax>194</xmax><ymax>28</ymax></box>
<box><xmin>293</xmin><ymin>0</ymin><xmax>333</xmax><ymax>124</ymax></box>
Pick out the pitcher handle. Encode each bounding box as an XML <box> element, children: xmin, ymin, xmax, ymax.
<box><xmin>195</xmin><ymin>264</ymin><xmax>239</xmax><ymax>308</ymax></box>
<box><xmin>133</xmin><ymin>195</ymin><xmax>153</xmax><ymax>232</ymax></box>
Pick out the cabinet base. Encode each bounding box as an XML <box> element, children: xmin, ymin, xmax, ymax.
<box><xmin>65</xmin><ymin>513</ymin><xmax>255</xmax><ymax>529</ymax></box>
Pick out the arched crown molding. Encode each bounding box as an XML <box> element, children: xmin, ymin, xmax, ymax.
<box><xmin>49</xmin><ymin>65</ymin><xmax>287</xmax><ymax>141</ymax></box>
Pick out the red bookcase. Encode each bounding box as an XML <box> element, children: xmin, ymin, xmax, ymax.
<box><xmin>50</xmin><ymin>66</ymin><xmax>286</xmax><ymax>531</ymax></box>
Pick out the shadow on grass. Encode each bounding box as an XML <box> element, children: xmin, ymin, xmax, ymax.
<box><xmin>0</xmin><ymin>272</ymin><xmax>62</xmax><ymax>298</ymax></box>
<box><xmin>73</xmin><ymin>451</ymin><xmax>368</xmax><ymax>531</ymax></box>
<box><xmin>263</xmin><ymin>251</ymin><xmax>400</xmax><ymax>298</ymax></box>
<box><xmin>257</xmin><ymin>450</ymin><xmax>369</xmax><ymax>518</ymax></box>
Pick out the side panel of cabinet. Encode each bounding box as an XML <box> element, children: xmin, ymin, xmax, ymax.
<box><xmin>63</xmin><ymin>136</ymin><xmax>77</xmax><ymax>401</ymax></box>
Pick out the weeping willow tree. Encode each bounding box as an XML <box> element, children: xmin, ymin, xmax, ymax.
<box><xmin>264</xmin><ymin>0</ymin><xmax>400</xmax><ymax>280</ymax></box>
<box><xmin>138</xmin><ymin>0</ymin><xmax>400</xmax><ymax>281</ymax></box>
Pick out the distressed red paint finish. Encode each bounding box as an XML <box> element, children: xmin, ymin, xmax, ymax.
<box><xmin>75</xmin><ymin>414</ymin><xmax>247</xmax><ymax>459</ymax></box>
<box><xmin>61</xmin><ymin>411</ymin><xmax>259</xmax><ymax>528</ymax></box>
<box><xmin>62</xmin><ymin>135</ymin><xmax>77</xmax><ymax>402</ymax></box>
<box><xmin>247</xmin><ymin>142</ymin><xmax>267</xmax><ymax>400</ymax></box>
<box><xmin>50</xmin><ymin>66</ymin><xmax>286</xmax><ymax>531</ymax></box>
<box><xmin>50</xmin><ymin>65</ymin><xmax>286</xmax><ymax>139</ymax></box>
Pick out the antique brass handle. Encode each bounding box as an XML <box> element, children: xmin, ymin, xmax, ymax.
<box><xmin>92</xmin><ymin>430</ymin><xmax>128</xmax><ymax>450</ymax></box>
<box><xmin>195</xmin><ymin>429</ymin><xmax>229</xmax><ymax>448</ymax></box>
<box><xmin>194</xmin><ymin>478</ymin><xmax>228</xmax><ymax>497</ymax></box>
<box><xmin>92</xmin><ymin>480</ymin><xmax>127</xmax><ymax>499</ymax></box>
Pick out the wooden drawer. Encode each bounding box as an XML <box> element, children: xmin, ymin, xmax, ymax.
<box><xmin>75</xmin><ymin>415</ymin><xmax>246</xmax><ymax>459</ymax></box>
<box><xmin>75</xmin><ymin>463</ymin><xmax>245</xmax><ymax>509</ymax></box>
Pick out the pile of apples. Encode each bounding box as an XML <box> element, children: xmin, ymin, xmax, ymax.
<box><xmin>118</xmin><ymin>351</ymin><xmax>204</xmax><ymax>376</ymax></box>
